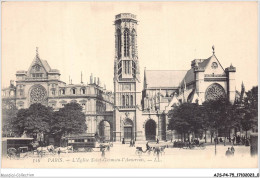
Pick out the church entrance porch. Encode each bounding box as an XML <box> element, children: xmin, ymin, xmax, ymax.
<box><xmin>98</xmin><ymin>120</ymin><xmax>112</xmax><ymax>142</ymax></box>
<box><xmin>124</xmin><ymin>127</ymin><xmax>133</xmax><ymax>141</ymax></box>
<box><xmin>145</xmin><ymin>119</ymin><xmax>156</xmax><ymax>141</ymax></box>
<box><xmin>123</xmin><ymin>118</ymin><xmax>134</xmax><ymax>142</ymax></box>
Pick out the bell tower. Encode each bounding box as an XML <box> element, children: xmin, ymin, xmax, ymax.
<box><xmin>113</xmin><ymin>13</ymin><xmax>142</xmax><ymax>141</ymax></box>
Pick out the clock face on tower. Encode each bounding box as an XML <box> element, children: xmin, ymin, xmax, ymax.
<box><xmin>211</xmin><ymin>62</ymin><xmax>218</xmax><ymax>69</ymax></box>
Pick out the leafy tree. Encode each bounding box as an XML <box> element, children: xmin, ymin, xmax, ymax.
<box><xmin>168</xmin><ymin>103</ymin><xmax>201</xmax><ymax>141</ymax></box>
<box><xmin>51</xmin><ymin>102</ymin><xmax>87</xmax><ymax>139</ymax></box>
<box><xmin>241</xmin><ymin>86</ymin><xmax>258</xmax><ymax>138</ymax></box>
<box><xmin>202</xmin><ymin>98</ymin><xmax>239</xmax><ymax>143</ymax></box>
<box><xmin>11</xmin><ymin>103</ymin><xmax>53</xmax><ymax>137</ymax></box>
<box><xmin>2</xmin><ymin>100</ymin><xmax>18</xmax><ymax>137</ymax></box>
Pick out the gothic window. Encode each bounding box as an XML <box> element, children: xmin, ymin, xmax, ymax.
<box><xmin>124</xmin><ymin>29</ymin><xmax>130</xmax><ymax>57</ymax></box>
<box><xmin>34</xmin><ymin>64</ymin><xmax>41</xmax><ymax>71</ymax></box>
<box><xmin>60</xmin><ymin>89</ymin><xmax>65</xmax><ymax>95</ymax></box>
<box><xmin>19</xmin><ymin>90</ymin><xmax>24</xmax><ymax>97</ymax></box>
<box><xmin>81</xmin><ymin>88</ymin><xmax>86</xmax><ymax>94</ymax></box>
<box><xmin>124</xmin><ymin>61</ymin><xmax>127</xmax><ymax>74</ymax></box>
<box><xmin>71</xmin><ymin>88</ymin><xmax>76</xmax><ymax>95</ymax></box>
<box><xmin>132</xmin><ymin>30</ymin><xmax>136</xmax><ymax>58</ymax></box>
<box><xmin>128</xmin><ymin>61</ymin><xmax>130</xmax><ymax>74</ymax></box>
<box><xmin>117</xmin><ymin>29</ymin><xmax>121</xmax><ymax>58</ymax></box>
<box><xmin>211</xmin><ymin>62</ymin><xmax>218</xmax><ymax>69</ymax></box>
<box><xmin>205</xmin><ymin>83</ymin><xmax>226</xmax><ymax>101</ymax></box>
<box><xmin>29</xmin><ymin>85</ymin><xmax>47</xmax><ymax>105</ymax></box>
<box><xmin>51</xmin><ymin>89</ymin><xmax>56</xmax><ymax>96</ymax></box>
<box><xmin>122</xmin><ymin>95</ymin><xmax>125</xmax><ymax>106</ymax></box>
<box><xmin>126</xmin><ymin>95</ymin><xmax>129</xmax><ymax>106</ymax></box>
<box><xmin>130</xmin><ymin>95</ymin><xmax>133</xmax><ymax>106</ymax></box>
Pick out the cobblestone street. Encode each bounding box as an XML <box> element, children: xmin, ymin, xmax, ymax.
<box><xmin>2</xmin><ymin>142</ymin><xmax>258</xmax><ymax>168</ymax></box>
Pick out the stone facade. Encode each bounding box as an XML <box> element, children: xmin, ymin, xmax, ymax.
<box><xmin>3</xmin><ymin>13</ymin><xmax>238</xmax><ymax>142</ymax></box>
<box><xmin>2</xmin><ymin>49</ymin><xmax>114</xmax><ymax>141</ymax></box>
<box><xmin>113</xmin><ymin>13</ymin><xmax>237</xmax><ymax>142</ymax></box>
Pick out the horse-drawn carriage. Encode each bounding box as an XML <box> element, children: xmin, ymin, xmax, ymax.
<box><xmin>64</xmin><ymin>134</ymin><xmax>113</xmax><ymax>152</ymax></box>
<box><xmin>135</xmin><ymin>142</ymin><xmax>167</xmax><ymax>156</ymax></box>
<box><xmin>2</xmin><ymin>137</ymin><xmax>34</xmax><ymax>159</ymax></box>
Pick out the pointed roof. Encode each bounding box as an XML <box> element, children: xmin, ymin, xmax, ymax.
<box><xmin>145</xmin><ymin>70</ymin><xmax>187</xmax><ymax>88</ymax></box>
<box><xmin>180</xmin><ymin>68</ymin><xmax>195</xmax><ymax>87</ymax></box>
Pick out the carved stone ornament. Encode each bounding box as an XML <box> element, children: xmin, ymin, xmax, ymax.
<box><xmin>30</xmin><ymin>85</ymin><xmax>47</xmax><ymax>105</ymax></box>
<box><xmin>205</xmin><ymin>83</ymin><xmax>226</xmax><ymax>101</ymax></box>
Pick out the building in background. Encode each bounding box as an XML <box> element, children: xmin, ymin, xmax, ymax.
<box><xmin>2</xmin><ymin>48</ymin><xmax>114</xmax><ymax>141</ymax></box>
<box><xmin>2</xmin><ymin>13</ymin><xmax>240</xmax><ymax>142</ymax></box>
<box><xmin>113</xmin><ymin>13</ymin><xmax>238</xmax><ymax>142</ymax></box>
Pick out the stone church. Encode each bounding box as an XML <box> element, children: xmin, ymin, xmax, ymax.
<box><xmin>2</xmin><ymin>13</ymin><xmax>237</xmax><ymax>142</ymax></box>
<box><xmin>2</xmin><ymin>48</ymin><xmax>114</xmax><ymax>141</ymax></box>
<box><xmin>113</xmin><ymin>13</ymin><xmax>237</xmax><ymax>142</ymax></box>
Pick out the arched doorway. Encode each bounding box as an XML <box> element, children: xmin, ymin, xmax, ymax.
<box><xmin>99</xmin><ymin>120</ymin><xmax>111</xmax><ymax>142</ymax></box>
<box><xmin>124</xmin><ymin>118</ymin><xmax>133</xmax><ymax>141</ymax></box>
<box><xmin>145</xmin><ymin>119</ymin><xmax>156</xmax><ymax>141</ymax></box>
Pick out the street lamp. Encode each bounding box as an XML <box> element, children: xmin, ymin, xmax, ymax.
<box><xmin>156</xmin><ymin>109</ymin><xmax>159</xmax><ymax>141</ymax></box>
<box><xmin>214</xmin><ymin>134</ymin><xmax>218</xmax><ymax>156</ymax></box>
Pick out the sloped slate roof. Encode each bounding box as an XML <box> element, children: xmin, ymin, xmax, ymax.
<box><xmin>145</xmin><ymin>70</ymin><xmax>187</xmax><ymax>88</ymax></box>
<box><xmin>183</xmin><ymin>68</ymin><xmax>194</xmax><ymax>84</ymax></box>
<box><xmin>41</xmin><ymin>59</ymin><xmax>51</xmax><ymax>72</ymax></box>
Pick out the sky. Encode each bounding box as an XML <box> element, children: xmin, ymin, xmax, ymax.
<box><xmin>2</xmin><ymin>2</ymin><xmax>258</xmax><ymax>92</ymax></box>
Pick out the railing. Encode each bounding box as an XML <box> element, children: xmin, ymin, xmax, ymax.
<box><xmin>118</xmin><ymin>105</ymin><xmax>136</xmax><ymax>109</ymax></box>
<box><xmin>204</xmin><ymin>74</ymin><xmax>226</xmax><ymax>77</ymax></box>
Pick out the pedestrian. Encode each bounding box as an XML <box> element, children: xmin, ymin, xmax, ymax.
<box><xmin>156</xmin><ymin>147</ymin><xmax>160</xmax><ymax>161</ymax></box>
<box><xmin>58</xmin><ymin>148</ymin><xmax>61</xmax><ymax>156</ymax></box>
<box><xmin>107</xmin><ymin>145</ymin><xmax>110</xmax><ymax>152</ymax></box>
<box><xmin>122</xmin><ymin>138</ymin><xmax>125</xmax><ymax>144</ymax></box>
<box><xmin>156</xmin><ymin>138</ymin><xmax>159</xmax><ymax>144</ymax></box>
<box><xmin>133</xmin><ymin>140</ymin><xmax>135</xmax><ymax>147</ymax></box>
<box><xmin>231</xmin><ymin>146</ymin><xmax>235</xmax><ymax>155</ymax></box>
<box><xmin>232</xmin><ymin>135</ymin><xmax>236</xmax><ymax>145</ymax></box>
<box><xmin>146</xmin><ymin>141</ymin><xmax>150</xmax><ymax>151</ymax></box>
<box><xmin>225</xmin><ymin>147</ymin><xmax>232</xmax><ymax>157</ymax></box>
<box><xmin>101</xmin><ymin>147</ymin><xmax>105</xmax><ymax>158</ymax></box>
<box><xmin>237</xmin><ymin>135</ymin><xmax>241</xmax><ymax>145</ymax></box>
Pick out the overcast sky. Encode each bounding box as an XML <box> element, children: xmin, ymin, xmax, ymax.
<box><xmin>2</xmin><ymin>2</ymin><xmax>258</xmax><ymax>92</ymax></box>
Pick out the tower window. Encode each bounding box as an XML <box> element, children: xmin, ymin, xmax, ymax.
<box><xmin>117</xmin><ymin>29</ymin><xmax>121</xmax><ymax>58</ymax></box>
<box><xmin>130</xmin><ymin>95</ymin><xmax>133</xmax><ymax>106</ymax></box>
<box><xmin>126</xmin><ymin>95</ymin><xmax>129</xmax><ymax>106</ymax></box>
<box><xmin>51</xmin><ymin>90</ymin><xmax>56</xmax><ymax>96</ymax></box>
<box><xmin>124</xmin><ymin>29</ymin><xmax>130</xmax><ymax>57</ymax></box>
<box><xmin>132</xmin><ymin>30</ymin><xmax>136</xmax><ymax>58</ymax></box>
<box><xmin>122</xmin><ymin>95</ymin><xmax>125</xmax><ymax>106</ymax></box>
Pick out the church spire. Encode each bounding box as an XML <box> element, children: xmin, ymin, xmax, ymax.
<box><xmin>36</xmin><ymin>47</ymin><xmax>39</xmax><ymax>57</ymax></box>
<box><xmin>81</xmin><ymin>71</ymin><xmax>83</xmax><ymax>84</ymax></box>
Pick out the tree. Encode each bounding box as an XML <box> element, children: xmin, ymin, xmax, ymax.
<box><xmin>202</xmin><ymin>98</ymin><xmax>238</xmax><ymax>143</ymax></box>
<box><xmin>168</xmin><ymin>103</ymin><xmax>201</xmax><ymax>141</ymax></box>
<box><xmin>11</xmin><ymin>103</ymin><xmax>53</xmax><ymax>137</ymax></box>
<box><xmin>51</xmin><ymin>102</ymin><xmax>87</xmax><ymax>140</ymax></box>
<box><xmin>2</xmin><ymin>99</ymin><xmax>18</xmax><ymax>137</ymax></box>
<box><xmin>241</xmin><ymin>86</ymin><xmax>258</xmax><ymax>138</ymax></box>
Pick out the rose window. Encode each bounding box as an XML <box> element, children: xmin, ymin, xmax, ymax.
<box><xmin>205</xmin><ymin>83</ymin><xmax>226</xmax><ymax>101</ymax></box>
<box><xmin>30</xmin><ymin>85</ymin><xmax>47</xmax><ymax>105</ymax></box>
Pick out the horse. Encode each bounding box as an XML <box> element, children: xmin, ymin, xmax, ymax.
<box><xmin>36</xmin><ymin>145</ymin><xmax>55</xmax><ymax>156</ymax></box>
<box><xmin>55</xmin><ymin>146</ymin><xmax>73</xmax><ymax>154</ymax></box>
<box><xmin>36</xmin><ymin>147</ymin><xmax>49</xmax><ymax>156</ymax></box>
